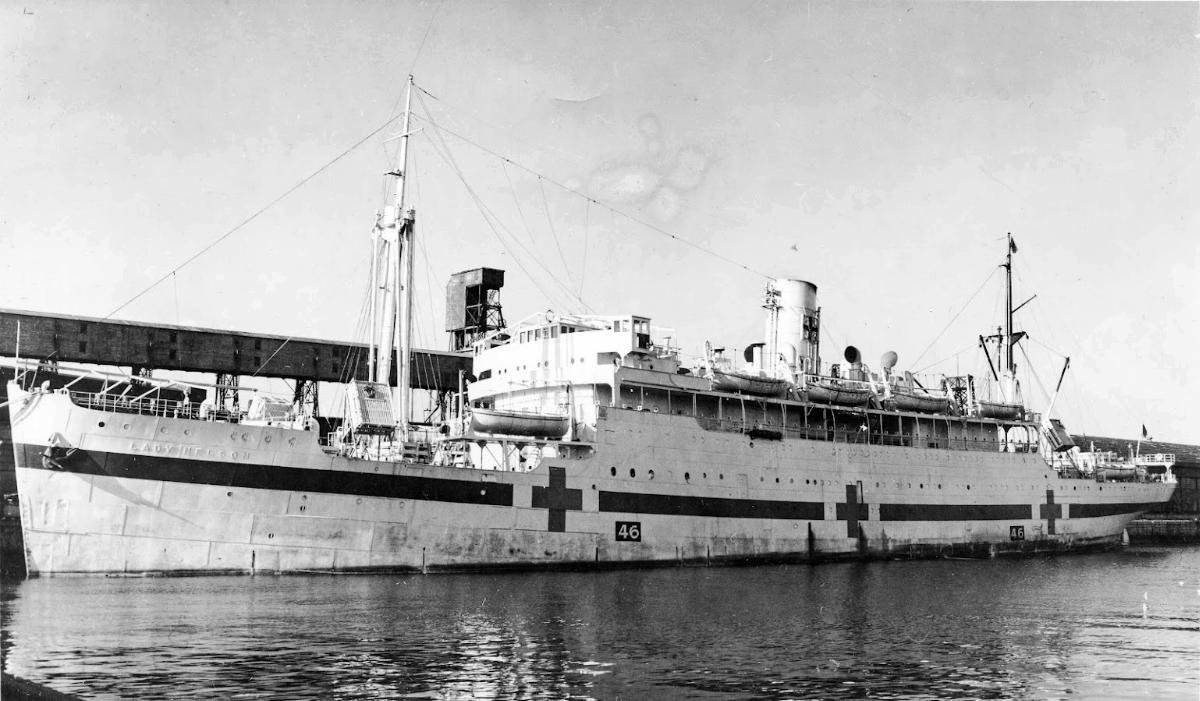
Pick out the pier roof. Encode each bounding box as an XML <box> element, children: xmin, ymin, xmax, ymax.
<box><xmin>0</xmin><ymin>308</ymin><xmax>469</xmax><ymax>391</ymax></box>
<box><xmin>1071</xmin><ymin>434</ymin><xmax>1200</xmax><ymax>470</ymax></box>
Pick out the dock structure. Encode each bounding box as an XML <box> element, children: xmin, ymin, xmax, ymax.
<box><xmin>0</xmin><ymin>308</ymin><xmax>472</xmax><ymax>495</ymax></box>
<box><xmin>1072</xmin><ymin>434</ymin><xmax>1200</xmax><ymax>542</ymax></box>
<box><xmin>0</xmin><ymin>308</ymin><xmax>468</xmax><ymax>390</ymax></box>
<box><xmin>0</xmin><ymin>309</ymin><xmax>477</xmax><ymax>576</ymax></box>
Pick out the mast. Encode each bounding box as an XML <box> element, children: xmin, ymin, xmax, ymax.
<box><xmin>370</xmin><ymin>76</ymin><xmax>416</xmax><ymax>440</ymax></box>
<box><xmin>1000</xmin><ymin>232</ymin><xmax>1020</xmax><ymax>403</ymax></box>
<box><xmin>1004</xmin><ymin>232</ymin><xmax>1014</xmax><ymax>375</ymax></box>
<box><xmin>395</xmin><ymin>76</ymin><xmax>416</xmax><ymax>440</ymax></box>
<box><xmin>368</xmin><ymin>217</ymin><xmax>381</xmax><ymax>382</ymax></box>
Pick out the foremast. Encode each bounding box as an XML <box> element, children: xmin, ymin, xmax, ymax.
<box><xmin>370</xmin><ymin>75</ymin><xmax>417</xmax><ymax>441</ymax></box>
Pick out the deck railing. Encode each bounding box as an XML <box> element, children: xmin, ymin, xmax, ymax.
<box><xmin>690</xmin><ymin>414</ymin><xmax>1038</xmax><ymax>453</ymax></box>
<box><xmin>69</xmin><ymin>391</ymin><xmax>216</xmax><ymax>421</ymax></box>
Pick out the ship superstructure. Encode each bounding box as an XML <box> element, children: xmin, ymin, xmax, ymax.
<box><xmin>3</xmin><ymin>82</ymin><xmax>1175</xmax><ymax>576</ymax></box>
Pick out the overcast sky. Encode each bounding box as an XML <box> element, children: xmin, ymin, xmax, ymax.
<box><xmin>3</xmin><ymin>1</ymin><xmax>1197</xmax><ymax>441</ymax></box>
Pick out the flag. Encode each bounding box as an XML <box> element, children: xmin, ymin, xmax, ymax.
<box><xmin>1142</xmin><ymin>424</ymin><xmax>1152</xmax><ymax>440</ymax></box>
<box><xmin>1008</xmin><ymin>235</ymin><xmax>1018</xmax><ymax>254</ymax></box>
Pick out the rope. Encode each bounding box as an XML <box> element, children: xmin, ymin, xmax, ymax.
<box><xmin>105</xmin><ymin>114</ymin><xmax>403</xmax><ymax>320</ymax></box>
<box><xmin>910</xmin><ymin>266</ymin><xmax>999</xmax><ymax>369</ymax></box>
<box><xmin>251</xmin><ymin>338</ymin><xmax>293</xmax><ymax>378</ymax></box>
<box><xmin>500</xmin><ymin>161</ymin><xmax>539</xmax><ymax>247</ymax></box>
<box><xmin>416</xmin><ymin>92</ymin><xmax>590</xmax><ymax>313</ymax></box>
<box><xmin>411</xmin><ymin>84</ymin><xmax>770</xmax><ymax>281</ymax></box>
<box><xmin>538</xmin><ymin>176</ymin><xmax>576</xmax><ymax>288</ymax></box>
<box><xmin>579</xmin><ymin>199</ymin><xmax>589</xmax><ymax>299</ymax></box>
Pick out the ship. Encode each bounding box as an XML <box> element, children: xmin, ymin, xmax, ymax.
<box><xmin>4</xmin><ymin>80</ymin><xmax>1176</xmax><ymax>575</ymax></box>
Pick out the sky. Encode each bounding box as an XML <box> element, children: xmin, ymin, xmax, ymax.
<box><xmin>2</xmin><ymin>1</ymin><xmax>1197</xmax><ymax>441</ymax></box>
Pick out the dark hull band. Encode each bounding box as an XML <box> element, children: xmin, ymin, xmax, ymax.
<box><xmin>16</xmin><ymin>444</ymin><xmax>1156</xmax><ymax>523</ymax></box>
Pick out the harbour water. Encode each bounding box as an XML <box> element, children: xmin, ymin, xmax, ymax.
<box><xmin>2</xmin><ymin>547</ymin><xmax>1197</xmax><ymax>700</ymax></box>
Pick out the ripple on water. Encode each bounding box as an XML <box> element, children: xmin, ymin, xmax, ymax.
<box><xmin>3</xmin><ymin>547</ymin><xmax>1199</xmax><ymax>700</ymax></box>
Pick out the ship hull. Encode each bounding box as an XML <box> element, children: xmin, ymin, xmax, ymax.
<box><xmin>9</xmin><ymin>387</ymin><xmax>1175</xmax><ymax>576</ymax></box>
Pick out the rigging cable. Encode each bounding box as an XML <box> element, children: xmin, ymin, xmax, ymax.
<box><xmin>251</xmin><ymin>338</ymin><xmax>292</xmax><ymax>379</ymax></box>
<box><xmin>913</xmin><ymin>342</ymin><xmax>978</xmax><ymax>375</ymax></box>
<box><xmin>341</xmin><ymin>247</ymin><xmax>379</xmax><ymax>385</ymax></box>
<box><xmin>104</xmin><ymin>113</ymin><xmax>404</xmax><ymax>320</ymax></box>
<box><xmin>172</xmin><ymin>272</ymin><xmax>181</xmax><ymax>325</ymax></box>
<box><xmin>421</xmin><ymin>132</ymin><xmax>582</xmax><ymax>313</ymax></box>
<box><xmin>500</xmin><ymin>161</ymin><xmax>541</xmax><ymax>248</ymax></box>
<box><xmin>412</xmin><ymin>81</ymin><xmax>770</xmax><ymax>282</ymax></box>
<box><xmin>910</xmin><ymin>266</ymin><xmax>1000</xmax><ymax>370</ymax></box>
<box><xmin>1016</xmin><ymin>341</ymin><xmax>1052</xmax><ymax>410</ymax></box>
<box><xmin>387</xmin><ymin>0</ymin><xmax>446</xmax><ymax>117</ymax></box>
<box><xmin>579</xmin><ymin>199</ymin><xmax>589</xmax><ymax>299</ymax></box>
<box><xmin>414</xmin><ymin>96</ymin><xmax>591</xmax><ymax>314</ymax></box>
<box><xmin>538</xmin><ymin>176</ymin><xmax>576</xmax><ymax>289</ymax></box>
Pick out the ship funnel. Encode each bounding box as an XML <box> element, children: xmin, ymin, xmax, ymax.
<box><xmin>762</xmin><ymin>279</ymin><xmax>820</xmax><ymax>379</ymax></box>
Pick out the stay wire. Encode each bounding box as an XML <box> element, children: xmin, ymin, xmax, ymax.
<box><xmin>412</xmin><ymin>82</ymin><xmax>770</xmax><ymax>281</ymax></box>
<box><xmin>500</xmin><ymin>161</ymin><xmax>539</xmax><ymax>248</ymax></box>
<box><xmin>415</xmin><ymin>94</ymin><xmax>590</xmax><ymax>313</ymax></box>
<box><xmin>579</xmin><ymin>199</ymin><xmax>589</xmax><ymax>299</ymax></box>
<box><xmin>386</xmin><ymin>0</ymin><xmax>446</xmax><ymax>117</ymax></box>
<box><xmin>538</xmin><ymin>176</ymin><xmax>576</xmax><ymax>286</ymax></box>
<box><xmin>419</xmin><ymin>122</ymin><xmax>583</xmax><ymax>314</ymax></box>
<box><xmin>104</xmin><ymin>113</ymin><xmax>404</xmax><ymax>320</ymax></box>
<box><xmin>910</xmin><ymin>266</ymin><xmax>1000</xmax><ymax>370</ymax></box>
<box><xmin>913</xmin><ymin>342</ymin><xmax>978</xmax><ymax>375</ymax></box>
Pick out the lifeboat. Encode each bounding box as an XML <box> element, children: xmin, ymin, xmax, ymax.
<box><xmin>974</xmin><ymin>399</ymin><xmax>1024</xmax><ymax>420</ymax></box>
<box><xmin>1095</xmin><ymin>464</ymin><xmax>1139</xmax><ymax>482</ymax></box>
<box><xmin>888</xmin><ymin>387</ymin><xmax>951</xmax><ymax>414</ymax></box>
<box><xmin>469</xmin><ymin>408</ymin><xmax>569</xmax><ymax>438</ymax></box>
<box><xmin>805</xmin><ymin>379</ymin><xmax>874</xmax><ymax>406</ymax></box>
<box><xmin>711</xmin><ymin>370</ymin><xmax>791</xmax><ymax>396</ymax></box>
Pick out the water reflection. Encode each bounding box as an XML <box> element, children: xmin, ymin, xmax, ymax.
<box><xmin>3</xmin><ymin>547</ymin><xmax>1197</xmax><ymax>700</ymax></box>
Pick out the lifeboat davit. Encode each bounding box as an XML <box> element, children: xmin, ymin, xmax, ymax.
<box><xmin>469</xmin><ymin>408</ymin><xmax>569</xmax><ymax>438</ymax></box>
